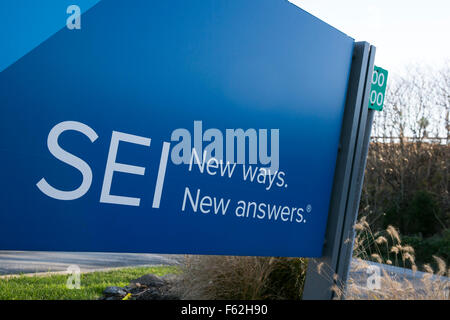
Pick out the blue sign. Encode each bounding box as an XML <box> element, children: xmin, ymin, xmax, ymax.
<box><xmin>0</xmin><ymin>0</ymin><xmax>354</xmax><ymax>257</ymax></box>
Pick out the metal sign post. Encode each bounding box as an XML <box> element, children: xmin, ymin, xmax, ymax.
<box><xmin>303</xmin><ymin>42</ymin><xmax>377</xmax><ymax>300</ymax></box>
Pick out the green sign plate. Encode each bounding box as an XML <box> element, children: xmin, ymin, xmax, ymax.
<box><xmin>369</xmin><ymin>66</ymin><xmax>388</xmax><ymax>111</ymax></box>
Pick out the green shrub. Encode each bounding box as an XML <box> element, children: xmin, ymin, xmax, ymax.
<box><xmin>402</xmin><ymin>229</ymin><xmax>450</xmax><ymax>267</ymax></box>
<box><xmin>383</xmin><ymin>190</ymin><xmax>444</xmax><ymax>237</ymax></box>
<box><xmin>361</xmin><ymin>141</ymin><xmax>449</xmax><ymax>237</ymax></box>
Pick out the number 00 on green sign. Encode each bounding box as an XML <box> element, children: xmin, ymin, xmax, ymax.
<box><xmin>369</xmin><ymin>66</ymin><xmax>388</xmax><ymax>111</ymax></box>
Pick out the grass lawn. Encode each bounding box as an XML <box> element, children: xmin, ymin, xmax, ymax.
<box><xmin>0</xmin><ymin>265</ymin><xmax>179</xmax><ymax>300</ymax></box>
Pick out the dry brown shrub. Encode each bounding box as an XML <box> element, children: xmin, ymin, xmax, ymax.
<box><xmin>179</xmin><ymin>255</ymin><xmax>307</xmax><ymax>300</ymax></box>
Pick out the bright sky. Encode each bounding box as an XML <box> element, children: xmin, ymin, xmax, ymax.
<box><xmin>290</xmin><ymin>0</ymin><xmax>450</xmax><ymax>73</ymax></box>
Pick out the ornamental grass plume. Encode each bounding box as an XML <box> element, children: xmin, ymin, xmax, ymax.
<box><xmin>179</xmin><ymin>255</ymin><xmax>307</xmax><ymax>300</ymax></box>
<box><xmin>341</xmin><ymin>218</ymin><xmax>450</xmax><ymax>300</ymax></box>
<box><xmin>179</xmin><ymin>217</ymin><xmax>448</xmax><ymax>300</ymax></box>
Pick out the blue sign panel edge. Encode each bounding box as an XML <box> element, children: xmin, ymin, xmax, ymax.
<box><xmin>0</xmin><ymin>0</ymin><xmax>355</xmax><ymax>257</ymax></box>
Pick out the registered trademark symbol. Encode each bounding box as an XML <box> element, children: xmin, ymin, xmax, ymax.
<box><xmin>306</xmin><ymin>204</ymin><xmax>312</xmax><ymax>213</ymax></box>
